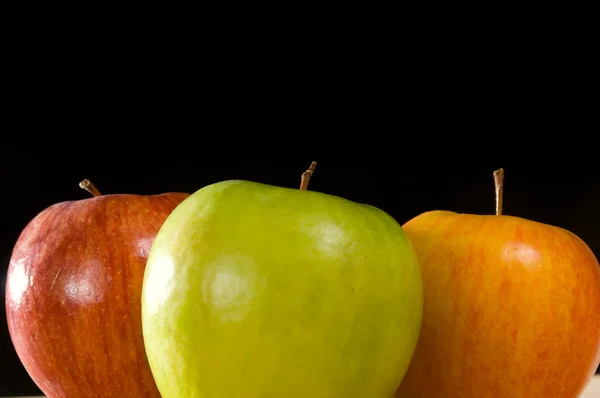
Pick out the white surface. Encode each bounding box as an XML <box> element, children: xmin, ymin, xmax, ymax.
<box><xmin>4</xmin><ymin>375</ymin><xmax>599</xmax><ymax>397</ymax></box>
<box><xmin>584</xmin><ymin>375</ymin><xmax>600</xmax><ymax>397</ymax></box>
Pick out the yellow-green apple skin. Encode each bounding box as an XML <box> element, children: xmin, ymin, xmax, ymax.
<box><xmin>141</xmin><ymin>180</ymin><xmax>423</xmax><ymax>398</ymax></box>
<box><xmin>395</xmin><ymin>211</ymin><xmax>600</xmax><ymax>398</ymax></box>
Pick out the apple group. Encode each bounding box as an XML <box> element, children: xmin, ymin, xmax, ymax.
<box><xmin>5</xmin><ymin>166</ymin><xmax>600</xmax><ymax>398</ymax></box>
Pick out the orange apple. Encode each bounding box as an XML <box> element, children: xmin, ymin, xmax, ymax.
<box><xmin>396</xmin><ymin>169</ymin><xmax>600</xmax><ymax>398</ymax></box>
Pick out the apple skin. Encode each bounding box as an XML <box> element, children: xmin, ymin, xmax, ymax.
<box><xmin>5</xmin><ymin>192</ymin><xmax>189</xmax><ymax>398</ymax></box>
<box><xmin>395</xmin><ymin>210</ymin><xmax>600</xmax><ymax>398</ymax></box>
<box><xmin>141</xmin><ymin>180</ymin><xmax>423</xmax><ymax>398</ymax></box>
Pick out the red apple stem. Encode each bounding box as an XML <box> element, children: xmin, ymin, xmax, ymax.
<box><xmin>79</xmin><ymin>179</ymin><xmax>102</xmax><ymax>197</ymax></box>
<box><xmin>493</xmin><ymin>168</ymin><xmax>504</xmax><ymax>216</ymax></box>
<box><xmin>300</xmin><ymin>161</ymin><xmax>318</xmax><ymax>190</ymax></box>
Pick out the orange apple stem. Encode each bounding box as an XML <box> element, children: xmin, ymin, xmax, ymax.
<box><xmin>493</xmin><ymin>168</ymin><xmax>504</xmax><ymax>216</ymax></box>
<box><xmin>79</xmin><ymin>179</ymin><xmax>102</xmax><ymax>197</ymax></box>
<box><xmin>300</xmin><ymin>161</ymin><xmax>318</xmax><ymax>190</ymax></box>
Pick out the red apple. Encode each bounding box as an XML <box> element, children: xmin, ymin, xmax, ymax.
<box><xmin>396</xmin><ymin>169</ymin><xmax>600</xmax><ymax>398</ymax></box>
<box><xmin>5</xmin><ymin>179</ymin><xmax>189</xmax><ymax>398</ymax></box>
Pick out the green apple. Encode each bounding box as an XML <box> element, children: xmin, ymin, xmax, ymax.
<box><xmin>141</xmin><ymin>179</ymin><xmax>423</xmax><ymax>398</ymax></box>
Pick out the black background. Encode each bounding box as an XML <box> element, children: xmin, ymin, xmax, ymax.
<box><xmin>1</xmin><ymin>96</ymin><xmax>599</xmax><ymax>395</ymax></box>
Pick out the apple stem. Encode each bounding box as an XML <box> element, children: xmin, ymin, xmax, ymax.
<box><xmin>493</xmin><ymin>168</ymin><xmax>504</xmax><ymax>216</ymax></box>
<box><xmin>300</xmin><ymin>161</ymin><xmax>318</xmax><ymax>190</ymax></box>
<box><xmin>79</xmin><ymin>179</ymin><xmax>102</xmax><ymax>197</ymax></box>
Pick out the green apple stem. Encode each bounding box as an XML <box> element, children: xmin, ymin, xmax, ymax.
<box><xmin>79</xmin><ymin>179</ymin><xmax>102</xmax><ymax>197</ymax></box>
<box><xmin>300</xmin><ymin>161</ymin><xmax>318</xmax><ymax>190</ymax></box>
<box><xmin>493</xmin><ymin>168</ymin><xmax>504</xmax><ymax>216</ymax></box>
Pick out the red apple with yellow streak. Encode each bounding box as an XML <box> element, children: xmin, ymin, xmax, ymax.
<box><xmin>5</xmin><ymin>179</ymin><xmax>189</xmax><ymax>398</ymax></box>
<box><xmin>396</xmin><ymin>169</ymin><xmax>600</xmax><ymax>398</ymax></box>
